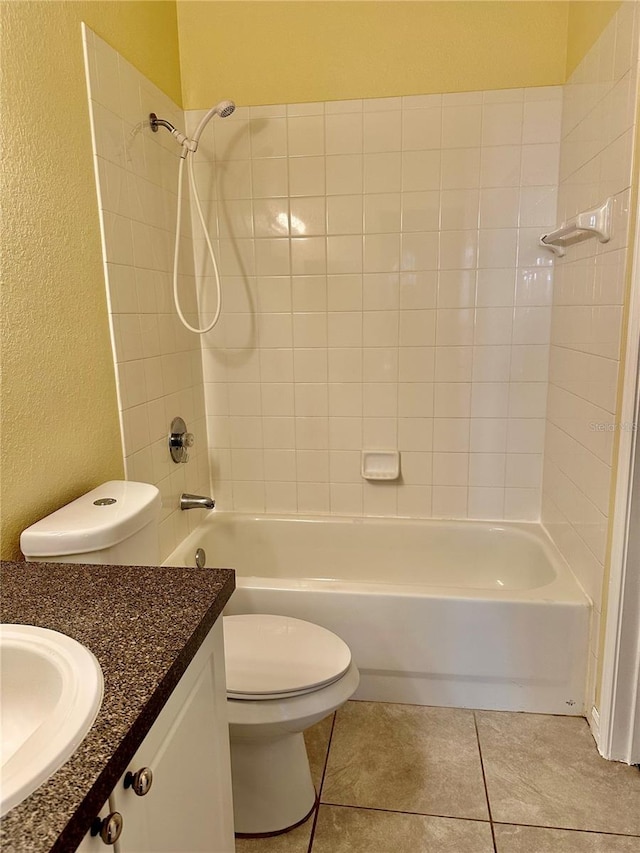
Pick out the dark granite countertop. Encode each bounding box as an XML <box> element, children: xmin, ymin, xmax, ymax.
<box><xmin>0</xmin><ymin>560</ymin><xmax>235</xmax><ymax>853</ymax></box>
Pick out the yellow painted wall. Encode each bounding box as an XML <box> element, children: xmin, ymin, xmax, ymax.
<box><xmin>0</xmin><ymin>1</ymin><xmax>182</xmax><ymax>560</ymax></box>
<box><xmin>177</xmin><ymin>1</ymin><xmax>571</xmax><ymax>108</ymax></box>
<box><xmin>566</xmin><ymin>1</ymin><xmax>621</xmax><ymax>77</ymax></box>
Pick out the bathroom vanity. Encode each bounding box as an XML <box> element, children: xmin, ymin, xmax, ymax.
<box><xmin>0</xmin><ymin>559</ymin><xmax>235</xmax><ymax>853</ymax></box>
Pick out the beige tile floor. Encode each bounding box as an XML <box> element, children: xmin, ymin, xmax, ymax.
<box><xmin>235</xmin><ymin>700</ymin><xmax>640</xmax><ymax>853</ymax></box>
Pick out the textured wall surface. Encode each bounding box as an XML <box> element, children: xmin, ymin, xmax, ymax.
<box><xmin>177</xmin><ymin>1</ymin><xmax>571</xmax><ymax>108</ymax></box>
<box><xmin>0</xmin><ymin>2</ymin><xmax>182</xmax><ymax>559</ymax></box>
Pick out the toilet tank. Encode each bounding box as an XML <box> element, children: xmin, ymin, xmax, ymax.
<box><xmin>20</xmin><ymin>481</ymin><xmax>161</xmax><ymax>566</ymax></box>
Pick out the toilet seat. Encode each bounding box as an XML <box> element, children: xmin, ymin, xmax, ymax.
<box><xmin>223</xmin><ymin>614</ymin><xmax>352</xmax><ymax>700</ymax></box>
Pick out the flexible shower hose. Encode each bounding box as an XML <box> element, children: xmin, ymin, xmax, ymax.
<box><xmin>171</xmin><ymin>146</ymin><xmax>222</xmax><ymax>334</ymax></box>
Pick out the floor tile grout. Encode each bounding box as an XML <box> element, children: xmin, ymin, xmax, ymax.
<box><xmin>473</xmin><ymin>710</ymin><xmax>498</xmax><ymax>853</ymax></box>
<box><xmin>307</xmin><ymin>711</ymin><xmax>337</xmax><ymax>853</ymax></box>
<box><xmin>311</xmin><ymin>802</ymin><xmax>640</xmax><ymax>841</ymax></box>
<box><xmin>491</xmin><ymin>820</ymin><xmax>640</xmax><ymax>839</ymax></box>
<box><xmin>318</xmin><ymin>801</ymin><xmax>494</xmax><ymax>824</ymax></box>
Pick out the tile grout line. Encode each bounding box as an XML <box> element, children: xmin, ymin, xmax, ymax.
<box><xmin>491</xmin><ymin>819</ymin><xmax>640</xmax><ymax>840</ymax></box>
<box><xmin>473</xmin><ymin>710</ymin><xmax>498</xmax><ymax>853</ymax></box>
<box><xmin>315</xmin><ymin>800</ymin><xmax>495</xmax><ymax>824</ymax></box>
<box><xmin>307</xmin><ymin>711</ymin><xmax>338</xmax><ymax>853</ymax></box>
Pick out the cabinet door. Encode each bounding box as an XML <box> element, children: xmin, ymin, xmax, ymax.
<box><xmin>113</xmin><ymin>621</ymin><xmax>235</xmax><ymax>853</ymax></box>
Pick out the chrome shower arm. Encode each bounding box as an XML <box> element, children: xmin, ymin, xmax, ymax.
<box><xmin>149</xmin><ymin>113</ymin><xmax>193</xmax><ymax>151</ymax></box>
<box><xmin>149</xmin><ymin>113</ymin><xmax>176</xmax><ymax>133</ymax></box>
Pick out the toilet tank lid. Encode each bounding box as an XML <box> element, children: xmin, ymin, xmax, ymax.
<box><xmin>20</xmin><ymin>481</ymin><xmax>161</xmax><ymax>558</ymax></box>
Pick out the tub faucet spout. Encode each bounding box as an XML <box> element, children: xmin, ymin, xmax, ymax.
<box><xmin>180</xmin><ymin>493</ymin><xmax>215</xmax><ymax>511</ymax></box>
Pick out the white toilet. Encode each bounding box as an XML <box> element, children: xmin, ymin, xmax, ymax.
<box><xmin>224</xmin><ymin>614</ymin><xmax>359</xmax><ymax>836</ymax></box>
<box><xmin>20</xmin><ymin>481</ymin><xmax>360</xmax><ymax>836</ymax></box>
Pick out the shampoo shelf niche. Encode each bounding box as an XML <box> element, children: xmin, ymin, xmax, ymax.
<box><xmin>540</xmin><ymin>197</ymin><xmax>612</xmax><ymax>257</ymax></box>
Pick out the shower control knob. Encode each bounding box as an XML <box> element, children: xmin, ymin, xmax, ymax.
<box><xmin>170</xmin><ymin>430</ymin><xmax>194</xmax><ymax>448</ymax></box>
<box><xmin>180</xmin><ymin>432</ymin><xmax>194</xmax><ymax>464</ymax></box>
<box><xmin>169</xmin><ymin>416</ymin><xmax>194</xmax><ymax>463</ymax></box>
<box><xmin>124</xmin><ymin>766</ymin><xmax>153</xmax><ymax>796</ymax></box>
<box><xmin>91</xmin><ymin>812</ymin><xmax>123</xmax><ymax>845</ymax></box>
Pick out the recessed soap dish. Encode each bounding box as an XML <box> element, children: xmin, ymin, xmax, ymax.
<box><xmin>361</xmin><ymin>450</ymin><xmax>400</xmax><ymax>481</ymax></box>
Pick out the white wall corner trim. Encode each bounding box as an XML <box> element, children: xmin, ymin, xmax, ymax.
<box><xmin>598</xmin><ymin>184</ymin><xmax>640</xmax><ymax>765</ymax></box>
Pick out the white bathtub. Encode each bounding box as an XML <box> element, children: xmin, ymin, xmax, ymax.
<box><xmin>165</xmin><ymin>513</ymin><xmax>590</xmax><ymax>715</ymax></box>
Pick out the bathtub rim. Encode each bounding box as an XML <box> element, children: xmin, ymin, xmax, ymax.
<box><xmin>165</xmin><ymin>511</ymin><xmax>592</xmax><ymax>606</ymax></box>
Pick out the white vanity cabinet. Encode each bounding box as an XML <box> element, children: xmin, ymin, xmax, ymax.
<box><xmin>79</xmin><ymin>620</ymin><xmax>234</xmax><ymax>853</ymax></box>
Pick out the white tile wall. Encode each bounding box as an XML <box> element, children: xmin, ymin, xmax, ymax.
<box><xmin>540</xmin><ymin>2</ymin><xmax>640</xmax><ymax>710</ymax></box>
<box><xmin>83</xmin><ymin>26</ymin><xmax>210</xmax><ymax>560</ymax></box>
<box><xmin>188</xmin><ymin>85</ymin><xmax>562</xmax><ymax>520</ymax></box>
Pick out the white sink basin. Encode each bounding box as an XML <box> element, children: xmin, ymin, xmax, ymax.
<box><xmin>0</xmin><ymin>624</ymin><xmax>104</xmax><ymax>816</ymax></box>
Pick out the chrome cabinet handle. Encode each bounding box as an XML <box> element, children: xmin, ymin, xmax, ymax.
<box><xmin>124</xmin><ymin>766</ymin><xmax>153</xmax><ymax>796</ymax></box>
<box><xmin>91</xmin><ymin>812</ymin><xmax>123</xmax><ymax>845</ymax></box>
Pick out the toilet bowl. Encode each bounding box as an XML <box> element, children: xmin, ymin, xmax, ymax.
<box><xmin>223</xmin><ymin>614</ymin><xmax>359</xmax><ymax>836</ymax></box>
